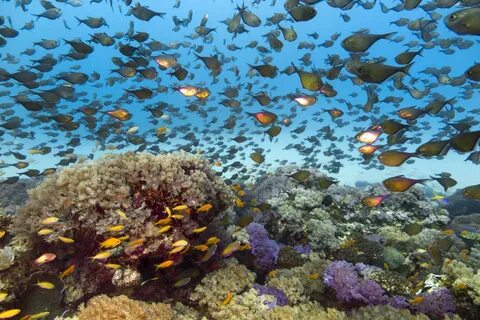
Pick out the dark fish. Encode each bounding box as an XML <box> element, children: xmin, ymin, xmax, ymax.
<box><xmin>288</xmin><ymin>5</ymin><xmax>317</xmax><ymax>22</ymax></box>
<box><xmin>130</xmin><ymin>3</ymin><xmax>165</xmax><ymax>21</ymax></box>
<box><xmin>416</xmin><ymin>140</ymin><xmax>450</xmax><ymax>157</ymax></box>
<box><xmin>450</xmin><ymin>130</ymin><xmax>480</xmax><ymax>152</ymax></box>
<box><xmin>378</xmin><ymin>150</ymin><xmax>417</xmax><ymax>167</ymax></box>
<box><xmin>430</xmin><ymin>175</ymin><xmax>457</xmax><ymax>191</ymax></box>
<box><xmin>463</xmin><ymin>184</ymin><xmax>480</xmax><ymax>200</ymax></box>
<box><xmin>289</xmin><ymin>170</ymin><xmax>310</xmax><ymax>182</ymax></box>
<box><xmin>350</xmin><ymin>62</ymin><xmax>412</xmax><ymax>84</ymax></box>
<box><xmin>342</xmin><ymin>32</ymin><xmax>395</xmax><ymax>52</ymax></box>
<box><xmin>444</xmin><ymin>8</ymin><xmax>480</xmax><ymax>36</ymax></box>
<box><xmin>403</xmin><ymin>223</ymin><xmax>422</xmax><ymax>236</ymax></box>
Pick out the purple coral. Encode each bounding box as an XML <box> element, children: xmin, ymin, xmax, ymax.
<box><xmin>293</xmin><ymin>244</ymin><xmax>311</xmax><ymax>255</ymax></box>
<box><xmin>413</xmin><ymin>288</ymin><xmax>456</xmax><ymax>319</ymax></box>
<box><xmin>246</xmin><ymin>223</ymin><xmax>279</xmax><ymax>271</ymax></box>
<box><xmin>390</xmin><ymin>296</ymin><xmax>409</xmax><ymax>309</ymax></box>
<box><xmin>324</xmin><ymin>260</ymin><xmax>387</xmax><ymax>305</ymax></box>
<box><xmin>254</xmin><ymin>284</ymin><xmax>288</xmax><ymax>308</ymax></box>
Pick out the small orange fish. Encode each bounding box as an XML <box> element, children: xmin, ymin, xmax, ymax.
<box><xmin>59</xmin><ymin>265</ymin><xmax>75</xmax><ymax>279</ymax></box>
<box><xmin>34</xmin><ymin>253</ymin><xmax>56</xmax><ymax>265</ymax></box>
<box><xmin>193</xmin><ymin>244</ymin><xmax>209</xmax><ymax>251</ymax></box>
<box><xmin>100</xmin><ymin>237</ymin><xmax>122</xmax><ymax>249</ymax></box>
<box><xmin>0</xmin><ymin>230</ymin><xmax>5</xmax><ymax>239</ymax></box>
<box><xmin>197</xmin><ymin>204</ymin><xmax>213</xmax><ymax>212</ymax></box>
<box><xmin>106</xmin><ymin>109</ymin><xmax>131</xmax><ymax>121</ymax></box>
<box><xmin>171</xmin><ymin>214</ymin><xmax>184</xmax><ymax>219</ymax></box>
<box><xmin>221</xmin><ymin>291</ymin><xmax>232</xmax><ymax>306</ymax></box>
<box><xmin>155</xmin><ymin>260</ymin><xmax>175</xmax><ymax>269</ymax></box>
<box><xmin>409</xmin><ymin>296</ymin><xmax>425</xmax><ymax>305</ymax></box>
<box><xmin>362</xmin><ymin>194</ymin><xmax>390</xmax><ymax>208</ymax></box>
<box><xmin>155</xmin><ymin>218</ymin><xmax>171</xmax><ymax>225</ymax></box>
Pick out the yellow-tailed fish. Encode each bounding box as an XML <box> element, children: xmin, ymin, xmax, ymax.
<box><xmin>221</xmin><ymin>241</ymin><xmax>241</xmax><ymax>257</ymax></box>
<box><xmin>158</xmin><ymin>225</ymin><xmax>172</xmax><ymax>234</ymax></box>
<box><xmin>40</xmin><ymin>217</ymin><xmax>59</xmax><ymax>225</ymax></box>
<box><xmin>90</xmin><ymin>251</ymin><xmax>112</xmax><ymax>261</ymax></box>
<box><xmin>100</xmin><ymin>237</ymin><xmax>122</xmax><ymax>249</ymax></box>
<box><xmin>197</xmin><ymin>204</ymin><xmax>213</xmax><ymax>212</ymax></box>
<box><xmin>35</xmin><ymin>281</ymin><xmax>55</xmax><ymax>289</ymax></box>
<box><xmin>58</xmin><ymin>236</ymin><xmax>74</xmax><ymax>244</ymax></box>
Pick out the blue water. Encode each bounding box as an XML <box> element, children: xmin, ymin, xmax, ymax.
<box><xmin>0</xmin><ymin>0</ymin><xmax>478</xmax><ymax>190</ymax></box>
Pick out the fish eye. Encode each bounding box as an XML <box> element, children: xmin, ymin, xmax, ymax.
<box><xmin>448</xmin><ymin>14</ymin><xmax>457</xmax><ymax>21</ymax></box>
<box><xmin>358</xmin><ymin>67</ymin><xmax>365</xmax><ymax>73</ymax></box>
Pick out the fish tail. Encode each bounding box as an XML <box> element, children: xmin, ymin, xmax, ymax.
<box><xmin>384</xmin><ymin>32</ymin><xmax>397</xmax><ymax>39</ymax></box>
<box><xmin>75</xmin><ymin>16</ymin><xmax>82</xmax><ymax>25</ymax></box>
<box><xmin>402</xmin><ymin>63</ymin><xmax>414</xmax><ymax>76</ymax></box>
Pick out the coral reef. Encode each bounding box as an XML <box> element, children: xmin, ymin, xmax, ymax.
<box><xmin>3</xmin><ymin>152</ymin><xmax>234</xmax><ymax>306</ymax></box>
<box><xmin>58</xmin><ymin>294</ymin><xmax>172</xmax><ymax>320</ymax></box>
<box><xmin>246</xmin><ymin>222</ymin><xmax>279</xmax><ymax>272</ymax></box>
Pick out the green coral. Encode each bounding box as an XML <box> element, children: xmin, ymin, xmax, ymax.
<box><xmin>382</xmin><ymin>246</ymin><xmax>406</xmax><ymax>270</ymax></box>
<box><xmin>442</xmin><ymin>259</ymin><xmax>480</xmax><ymax>305</ymax></box>
<box><xmin>267</xmin><ymin>253</ymin><xmax>328</xmax><ymax>304</ymax></box>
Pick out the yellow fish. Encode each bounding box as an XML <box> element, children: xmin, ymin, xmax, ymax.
<box><xmin>171</xmin><ymin>214</ymin><xmax>184</xmax><ymax>219</ymax></box>
<box><xmin>21</xmin><ymin>311</ymin><xmax>50</xmax><ymax>320</ymax></box>
<box><xmin>40</xmin><ymin>217</ymin><xmax>59</xmax><ymax>225</ymax></box>
<box><xmin>221</xmin><ymin>241</ymin><xmax>241</xmax><ymax>257</ymax></box>
<box><xmin>197</xmin><ymin>204</ymin><xmax>213</xmax><ymax>212</ymax></box>
<box><xmin>107</xmin><ymin>225</ymin><xmax>125</xmax><ymax>232</ymax></box>
<box><xmin>37</xmin><ymin>229</ymin><xmax>54</xmax><ymax>236</ymax></box>
<box><xmin>118</xmin><ymin>235</ymin><xmax>130</xmax><ymax>241</ymax></box>
<box><xmin>90</xmin><ymin>251</ymin><xmax>112</xmax><ymax>261</ymax></box>
<box><xmin>206</xmin><ymin>236</ymin><xmax>220</xmax><ymax>246</ymax></box>
<box><xmin>0</xmin><ymin>292</ymin><xmax>7</xmax><ymax>302</ymax></box>
<box><xmin>0</xmin><ymin>230</ymin><xmax>5</xmax><ymax>239</ymax></box>
<box><xmin>430</xmin><ymin>194</ymin><xmax>445</xmax><ymax>201</ymax></box>
<box><xmin>158</xmin><ymin>225</ymin><xmax>172</xmax><ymax>234</ymax></box>
<box><xmin>193</xmin><ymin>226</ymin><xmax>207</xmax><ymax>233</ymax></box>
<box><xmin>0</xmin><ymin>309</ymin><xmax>21</xmax><ymax>319</ymax></box>
<box><xmin>173</xmin><ymin>205</ymin><xmax>188</xmax><ymax>211</ymax></box>
<box><xmin>100</xmin><ymin>237</ymin><xmax>122</xmax><ymax>249</ymax></box>
<box><xmin>36</xmin><ymin>281</ymin><xmax>55</xmax><ymax>289</ymax></box>
<box><xmin>155</xmin><ymin>260</ymin><xmax>175</xmax><ymax>269</ymax></box>
<box><xmin>165</xmin><ymin>207</ymin><xmax>172</xmax><ymax>218</ymax></box>
<box><xmin>115</xmin><ymin>209</ymin><xmax>130</xmax><ymax>221</ymax></box>
<box><xmin>172</xmin><ymin>240</ymin><xmax>188</xmax><ymax>247</ymax></box>
<box><xmin>104</xmin><ymin>263</ymin><xmax>121</xmax><ymax>270</ymax></box>
<box><xmin>173</xmin><ymin>277</ymin><xmax>191</xmax><ymax>287</ymax></box>
<box><xmin>58</xmin><ymin>236</ymin><xmax>74</xmax><ymax>244</ymax></box>
<box><xmin>169</xmin><ymin>246</ymin><xmax>186</xmax><ymax>254</ymax></box>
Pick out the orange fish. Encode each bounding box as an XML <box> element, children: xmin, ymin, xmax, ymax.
<box><xmin>362</xmin><ymin>194</ymin><xmax>390</xmax><ymax>208</ymax></box>
<box><xmin>355</xmin><ymin>128</ymin><xmax>382</xmax><ymax>144</ymax></box>
<box><xmin>155</xmin><ymin>260</ymin><xmax>175</xmax><ymax>269</ymax></box>
<box><xmin>106</xmin><ymin>109</ymin><xmax>131</xmax><ymax>121</ymax></box>
<box><xmin>383</xmin><ymin>175</ymin><xmax>428</xmax><ymax>192</ymax></box>
<box><xmin>378</xmin><ymin>150</ymin><xmax>417</xmax><ymax>167</ymax></box>
<box><xmin>221</xmin><ymin>291</ymin><xmax>232</xmax><ymax>306</ymax></box>
<box><xmin>34</xmin><ymin>253</ymin><xmax>56</xmax><ymax>265</ymax></box>
<box><xmin>59</xmin><ymin>265</ymin><xmax>76</xmax><ymax>279</ymax></box>
<box><xmin>246</xmin><ymin>110</ymin><xmax>277</xmax><ymax>126</ymax></box>
<box><xmin>358</xmin><ymin>144</ymin><xmax>383</xmax><ymax>156</ymax></box>
<box><xmin>197</xmin><ymin>204</ymin><xmax>213</xmax><ymax>212</ymax></box>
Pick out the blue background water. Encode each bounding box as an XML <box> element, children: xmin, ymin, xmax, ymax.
<box><xmin>0</xmin><ymin>0</ymin><xmax>478</xmax><ymax>190</ymax></box>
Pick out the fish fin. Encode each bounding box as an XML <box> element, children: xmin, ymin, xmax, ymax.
<box><xmin>402</xmin><ymin>63</ymin><xmax>414</xmax><ymax>76</ymax></box>
<box><xmin>75</xmin><ymin>16</ymin><xmax>82</xmax><ymax>25</ymax></box>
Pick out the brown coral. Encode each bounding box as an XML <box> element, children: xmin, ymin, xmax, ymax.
<box><xmin>76</xmin><ymin>295</ymin><xmax>171</xmax><ymax>320</ymax></box>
